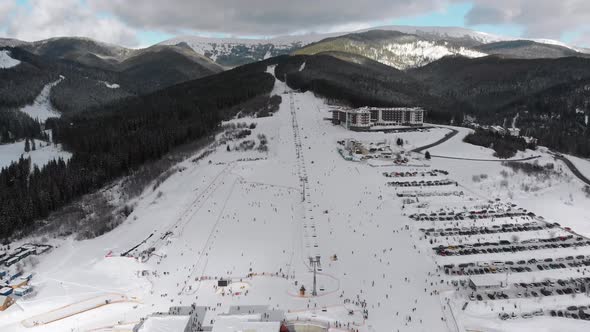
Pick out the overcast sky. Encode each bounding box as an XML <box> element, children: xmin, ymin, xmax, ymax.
<box><xmin>0</xmin><ymin>0</ymin><xmax>589</xmax><ymax>47</ymax></box>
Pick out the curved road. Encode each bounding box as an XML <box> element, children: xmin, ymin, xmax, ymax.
<box><xmin>430</xmin><ymin>154</ymin><xmax>541</xmax><ymax>162</ymax></box>
<box><xmin>411</xmin><ymin>127</ymin><xmax>542</xmax><ymax>163</ymax></box>
<box><xmin>551</xmin><ymin>153</ymin><xmax>590</xmax><ymax>186</ymax></box>
<box><xmin>412</xmin><ymin>128</ymin><xmax>459</xmax><ymax>153</ymax></box>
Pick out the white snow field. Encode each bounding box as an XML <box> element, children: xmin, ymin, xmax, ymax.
<box><xmin>19</xmin><ymin>76</ymin><xmax>64</xmax><ymax>123</ymax></box>
<box><xmin>102</xmin><ymin>81</ymin><xmax>120</xmax><ymax>89</ymax></box>
<box><xmin>2</xmin><ymin>67</ymin><xmax>590</xmax><ymax>332</ymax></box>
<box><xmin>0</xmin><ymin>139</ymin><xmax>71</xmax><ymax>170</ymax></box>
<box><xmin>0</xmin><ymin>50</ymin><xmax>20</xmax><ymax>68</ymax></box>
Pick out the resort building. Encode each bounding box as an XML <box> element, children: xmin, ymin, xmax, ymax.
<box><xmin>331</xmin><ymin>107</ymin><xmax>425</xmax><ymax>131</ymax></box>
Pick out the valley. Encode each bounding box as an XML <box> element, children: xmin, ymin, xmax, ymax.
<box><xmin>1</xmin><ymin>10</ymin><xmax>590</xmax><ymax>331</ymax></box>
<box><xmin>1</xmin><ymin>66</ymin><xmax>590</xmax><ymax>332</ymax></box>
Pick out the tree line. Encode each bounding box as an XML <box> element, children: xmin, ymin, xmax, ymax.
<box><xmin>0</xmin><ymin>62</ymin><xmax>275</xmax><ymax>239</ymax></box>
<box><xmin>464</xmin><ymin>129</ymin><xmax>536</xmax><ymax>159</ymax></box>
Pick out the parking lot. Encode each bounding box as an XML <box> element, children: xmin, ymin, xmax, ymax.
<box><xmin>383</xmin><ymin>169</ymin><xmax>449</xmax><ymax>178</ymax></box>
<box><xmin>395</xmin><ymin>165</ymin><xmax>590</xmax><ymax>327</ymax></box>
<box><xmin>420</xmin><ymin>221</ymin><xmax>557</xmax><ymax>237</ymax></box>
<box><xmin>436</xmin><ymin>235</ymin><xmax>590</xmax><ymax>256</ymax></box>
<box><xmin>466</xmin><ymin>277</ymin><xmax>590</xmax><ymax>302</ymax></box>
<box><xmin>397</xmin><ymin>190</ymin><xmax>464</xmax><ymax>198</ymax></box>
<box><xmin>388</xmin><ymin>179</ymin><xmax>457</xmax><ymax>187</ymax></box>
<box><xmin>410</xmin><ymin>209</ymin><xmax>529</xmax><ymax>222</ymax></box>
<box><xmin>444</xmin><ymin>253</ymin><xmax>590</xmax><ymax>276</ymax></box>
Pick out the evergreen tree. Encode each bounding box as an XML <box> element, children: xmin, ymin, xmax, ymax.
<box><xmin>425</xmin><ymin>151</ymin><xmax>431</xmax><ymax>160</ymax></box>
<box><xmin>31</xmin><ymin>139</ymin><xmax>36</xmax><ymax>151</ymax></box>
<box><xmin>24</xmin><ymin>138</ymin><xmax>30</xmax><ymax>153</ymax></box>
<box><xmin>0</xmin><ymin>61</ymin><xmax>276</xmax><ymax>240</ymax></box>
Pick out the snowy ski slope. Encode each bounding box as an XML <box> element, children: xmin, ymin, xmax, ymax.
<box><xmin>18</xmin><ymin>76</ymin><xmax>64</xmax><ymax>123</ymax></box>
<box><xmin>2</xmin><ymin>66</ymin><xmax>590</xmax><ymax>332</ymax></box>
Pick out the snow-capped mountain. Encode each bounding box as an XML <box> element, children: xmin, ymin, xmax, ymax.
<box><xmin>158</xmin><ymin>35</ymin><xmax>328</xmax><ymax>68</ymax></box>
<box><xmin>363</xmin><ymin>25</ymin><xmax>506</xmax><ymax>45</ymax></box>
<box><xmin>382</xmin><ymin>40</ymin><xmax>486</xmax><ymax>68</ymax></box>
<box><xmin>293</xmin><ymin>30</ymin><xmax>491</xmax><ymax>69</ymax></box>
<box><xmin>161</xmin><ymin>26</ymin><xmax>588</xmax><ymax>69</ymax></box>
<box><xmin>160</xmin><ymin>27</ymin><xmax>495</xmax><ymax>68</ymax></box>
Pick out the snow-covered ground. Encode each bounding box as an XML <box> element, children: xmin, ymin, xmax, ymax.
<box><xmin>381</xmin><ymin>40</ymin><xmax>486</xmax><ymax>69</ymax></box>
<box><xmin>0</xmin><ymin>50</ymin><xmax>20</xmax><ymax>68</ymax></box>
<box><xmin>0</xmin><ymin>139</ymin><xmax>71</xmax><ymax>170</ymax></box>
<box><xmin>2</xmin><ymin>67</ymin><xmax>590</xmax><ymax>332</ymax></box>
<box><xmin>567</xmin><ymin>154</ymin><xmax>590</xmax><ymax>182</ymax></box>
<box><xmin>102</xmin><ymin>81</ymin><xmax>120</xmax><ymax>89</ymax></box>
<box><xmin>19</xmin><ymin>77</ymin><xmax>64</xmax><ymax>123</ymax></box>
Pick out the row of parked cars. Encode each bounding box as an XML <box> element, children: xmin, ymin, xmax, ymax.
<box><xmin>383</xmin><ymin>169</ymin><xmax>449</xmax><ymax>178</ymax></box>
<box><xmin>476</xmin><ymin>278</ymin><xmax>590</xmax><ymax>302</ymax></box>
<box><xmin>396</xmin><ymin>190</ymin><xmax>464</xmax><ymax>198</ymax></box>
<box><xmin>436</xmin><ymin>236</ymin><xmax>590</xmax><ymax>256</ymax></box>
<box><xmin>451</xmin><ymin>255</ymin><xmax>590</xmax><ymax>276</ymax></box>
<box><xmin>388</xmin><ymin>179</ymin><xmax>457</xmax><ymax>187</ymax></box>
<box><xmin>421</xmin><ymin>221</ymin><xmax>553</xmax><ymax>237</ymax></box>
<box><xmin>499</xmin><ymin>306</ymin><xmax>590</xmax><ymax>321</ymax></box>
<box><xmin>412</xmin><ymin>214</ymin><xmax>466</xmax><ymax>222</ymax></box>
<box><xmin>499</xmin><ymin>309</ymin><xmax>544</xmax><ymax>320</ymax></box>
<box><xmin>464</xmin><ymin>211</ymin><xmax>529</xmax><ymax>220</ymax></box>
<box><xmin>549</xmin><ymin>305</ymin><xmax>590</xmax><ymax>320</ymax></box>
<box><xmin>410</xmin><ymin>210</ymin><xmax>529</xmax><ymax>222</ymax></box>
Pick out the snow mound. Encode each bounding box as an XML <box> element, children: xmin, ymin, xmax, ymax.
<box><xmin>102</xmin><ymin>81</ymin><xmax>120</xmax><ymax>89</ymax></box>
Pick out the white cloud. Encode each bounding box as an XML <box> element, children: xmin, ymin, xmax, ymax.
<box><xmin>4</xmin><ymin>0</ymin><xmax>139</xmax><ymax>46</ymax></box>
<box><xmin>1</xmin><ymin>0</ymin><xmax>590</xmax><ymax>47</ymax></box>
<box><xmin>0</xmin><ymin>1</ymin><xmax>16</xmax><ymax>29</ymax></box>
<box><xmin>89</xmin><ymin>0</ymin><xmax>446</xmax><ymax>36</ymax></box>
<box><xmin>88</xmin><ymin>0</ymin><xmax>590</xmax><ymax>46</ymax></box>
<box><xmin>464</xmin><ymin>0</ymin><xmax>590</xmax><ymax>40</ymax></box>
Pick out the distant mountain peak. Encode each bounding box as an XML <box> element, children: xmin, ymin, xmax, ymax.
<box><xmin>160</xmin><ymin>25</ymin><xmax>586</xmax><ymax>69</ymax></box>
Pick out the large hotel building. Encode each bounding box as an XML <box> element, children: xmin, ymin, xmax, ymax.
<box><xmin>330</xmin><ymin>107</ymin><xmax>425</xmax><ymax>131</ymax></box>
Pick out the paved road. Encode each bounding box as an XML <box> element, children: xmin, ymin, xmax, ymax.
<box><xmin>431</xmin><ymin>154</ymin><xmax>541</xmax><ymax>162</ymax></box>
<box><xmin>551</xmin><ymin>153</ymin><xmax>590</xmax><ymax>186</ymax></box>
<box><xmin>412</xmin><ymin>128</ymin><xmax>459</xmax><ymax>153</ymax></box>
<box><xmin>411</xmin><ymin>127</ymin><xmax>539</xmax><ymax>163</ymax></box>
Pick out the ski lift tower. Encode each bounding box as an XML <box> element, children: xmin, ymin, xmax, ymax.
<box><xmin>309</xmin><ymin>256</ymin><xmax>321</xmax><ymax>296</ymax></box>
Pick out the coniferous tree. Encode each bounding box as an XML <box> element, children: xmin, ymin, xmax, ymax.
<box><xmin>0</xmin><ymin>61</ymin><xmax>276</xmax><ymax>239</ymax></box>
<box><xmin>24</xmin><ymin>138</ymin><xmax>30</xmax><ymax>153</ymax></box>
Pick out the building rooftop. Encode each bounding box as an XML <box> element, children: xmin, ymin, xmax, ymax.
<box><xmin>469</xmin><ymin>275</ymin><xmax>504</xmax><ymax>287</ymax></box>
<box><xmin>138</xmin><ymin>315</ymin><xmax>190</xmax><ymax>332</ymax></box>
<box><xmin>330</xmin><ymin>106</ymin><xmax>424</xmax><ymax>113</ymax></box>
<box><xmin>212</xmin><ymin>316</ymin><xmax>280</xmax><ymax>332</ymax></box>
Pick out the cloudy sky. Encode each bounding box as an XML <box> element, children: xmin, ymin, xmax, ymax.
<box><xmin>0</xmin><ymin>0</ymin><xmax>589</xmax><ymax>47</ymax></box>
